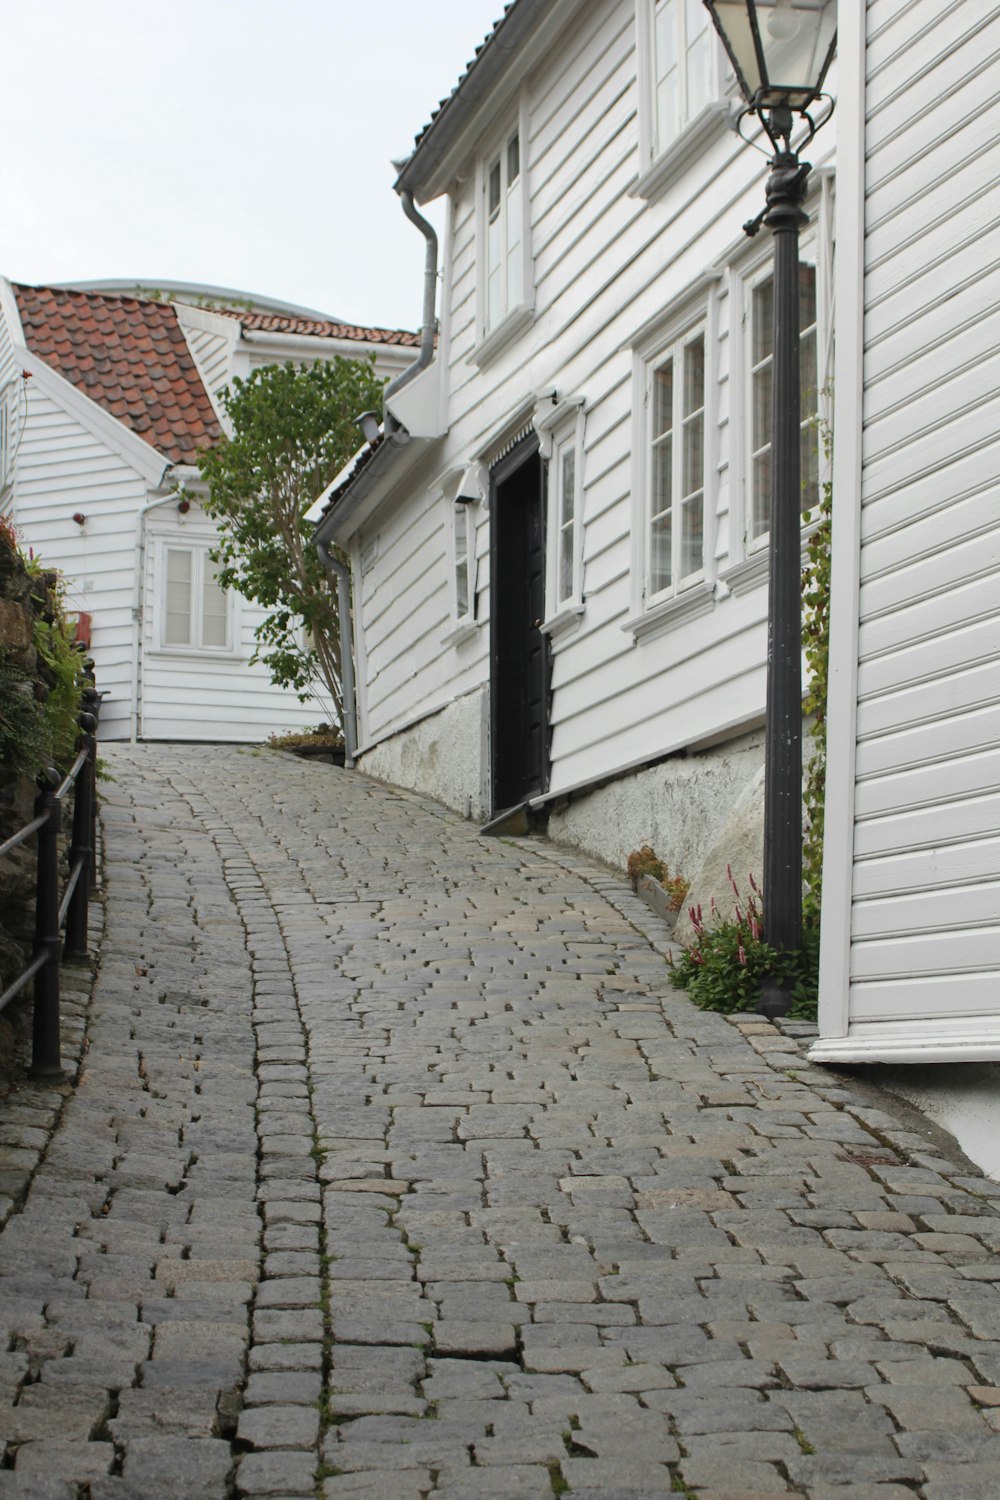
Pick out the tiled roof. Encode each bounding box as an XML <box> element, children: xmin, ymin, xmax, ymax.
<box><xmin>408</xmin><ymin>6</ymin><xmax>511</xmax><ymax>156</ymax></box>
<box><xmin>215</xmin><ymin>308</ymin><xmax>420</xmax><ymax>346</ymax></box>
<box><xmin>14</xmin><ymin>284</ymin><xmax>222</xmax><ymax>466</ymax></box>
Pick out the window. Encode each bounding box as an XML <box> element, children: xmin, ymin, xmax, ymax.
<box><xmin>555</xmin><ymin>444</ymin><xmax>578</xmax><ymax>607</ymax></box>
<box><xmin>162</xmin><ymin>545</ymin><xmax>230</xmax><ymax>651</ymax></box>
<box><xmin>648</xmin><ymin>326</ymin><xmax>706</xmax><ymax>600</ymax></box>
<box><xmin>534</xmin><ymin>397</ymin><xmax>585</xmax><ymax>637</ymax></box>
<box><xmin>453</xmin><ymin>502</ymin><xmax>474</xmax><ymax>622</ymax></box>
<box><xmin>442</xmin><ymin>475</ymin><xmax>479</xmax><ymax>646</ymax></box>
<box><xmin>746</xmin><ymin>260</ymin><xmax>820</xmax><ymax>548</ymax></box>
<box><xmin>652</xmin><ymin>0</ymin><xmax>713</xmax><ymax>153</ymax></box>
<box><xmin>485</xmin><ymin>127</ymin><xmax>523</xmax><ymax>333</ymax></box>
<box><xmin>634</xmin><ymin>0</ymin><xmax>727</xmax><ymax>198</ymax></box>
<box><xmin>472</xmin><ymin>112</ymin><xmax>533</xmax><ymax>364</ymax></box>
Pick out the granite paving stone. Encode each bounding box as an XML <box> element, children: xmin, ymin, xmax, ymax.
<box><xmin>1</xmin><ymin>744</ymin><xmax>1000</xmax><ymax>1495</ymax></box>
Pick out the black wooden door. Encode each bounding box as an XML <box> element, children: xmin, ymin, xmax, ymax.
<box><xmin>490</xmin><ymin>441</ymin><xmax>549</xmax><ymax>814</ymax></box>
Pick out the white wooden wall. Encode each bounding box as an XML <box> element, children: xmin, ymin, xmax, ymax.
<box><xmin>140</xmin><ymin>504</ymin><xmax>320</xmax><ymax>742</ymax></box>
<box><xmin>354</xmin><ymin>0</ymin><xmax>834</xmax><ymax>802</ymax></box>
<box><xmin>10</xmin><ymin>382</ymin><xmax>148</xmax><ymax>741</ymax></box>
<box><xmin>815</xmin><ymin>0</ymin><xmax>1000</xmax><ymax>1061</ymax></box>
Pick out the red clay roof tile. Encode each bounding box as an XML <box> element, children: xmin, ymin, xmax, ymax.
<box><xmin>13</xmin><ymin>283</ymin><xmax>223</xmax><ymax>466</ymax></box>
<box><xmin>213</xmin><ymin>308</ymin><xmax>420</xmax><ymax>346</ymax></box>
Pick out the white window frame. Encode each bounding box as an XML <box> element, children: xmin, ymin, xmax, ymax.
<box><xmin>534</xmin><ymin>397</ymin><xmax>586</xmax><ymax>641</ymax></box>
<box><xmin>723</xmin><ymin>189</ymin><xmax>832</xmax><ymax>596</ymax></box>
<box><xmin>633</xmin><ymin>0</ymin><xmax>730</xmax><ymax>200</ymax></box>
<box><xmin>156</xmin><ymin>540</ymin><xmax>235</xmax><ymax>655</ymax></box>
<box><xmin>471</xmin><ymin>96</ymin><xmax>533</xmax><ymax>367</ymax></box>
<box><xmin>625</xmin><ymin>278</ymin><xmax>720</xmax><ymax>643</ymax></box>
<box><xmin>441</xmin><ymin>467</ymin><xmax>482</xmax><ymax>647</ymax></box>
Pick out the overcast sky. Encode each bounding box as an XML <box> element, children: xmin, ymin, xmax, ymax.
<box><xmin>0</xmin><ymin>1</ymin><xmax>504</xmax><ymax>331</ymax></box>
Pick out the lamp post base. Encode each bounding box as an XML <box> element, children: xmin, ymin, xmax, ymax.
<box><xmin>756</xmin><ymin>975</ymin><xmax>793</xmax><ymax>1021</ymax></box>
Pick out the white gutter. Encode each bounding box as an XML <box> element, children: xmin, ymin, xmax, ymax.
<box><xmin>239</xmin><ymin>328</ymin><xmax>415</xmax><ymax>366</ymax></box>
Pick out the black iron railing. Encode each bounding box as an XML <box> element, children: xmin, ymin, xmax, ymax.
<box><xmin>0</xmin><ymin>677</ymin><xmax>101</xmax><ymax>1080</ymax></box>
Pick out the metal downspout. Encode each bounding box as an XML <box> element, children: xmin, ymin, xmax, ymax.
<box><xmin>381</xmin><ymin>190</ymin><xmax>438</xmax><ymax>418</ymax></box>
<box><xmin>316</xmin><ymin>540</ymin><xmax>357</xmax><ymax>769</ymax></box>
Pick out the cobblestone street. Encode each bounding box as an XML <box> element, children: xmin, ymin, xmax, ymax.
<box><xmin>0</xmin><ymin>743</ymin><xmax>999</xmax><ymax>1498</ymax></box>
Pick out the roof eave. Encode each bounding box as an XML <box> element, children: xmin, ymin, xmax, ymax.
<box><xmin>393</xmin><ymin>0</ymin><xmax>558</xmax><ymax>203</ymax></box>
<box><xmin>314</xmin><ymin>433</ymin><xmax>427</xmax><ymax>547</ymax></box>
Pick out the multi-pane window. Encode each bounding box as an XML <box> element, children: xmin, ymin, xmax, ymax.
<box><xmin>454</xmin><ymin>505</ymin><xmax>472</xmax><ymax>620</ymax></box>
<box><xmin>485</xmin><ymin>129</ymin><xmax>523</xmax><ymax>331</ymax></box>
<box><xmin>556</xmin><ymin>446</ymin><xmax>577</xmax><ymax>606</ymax></box>
<box><xmin>748</xmin><ymin>262</ymin><xmax>819</xmax><ymax>544</ymax></box>
<box><xmin>652</xmin><ymin>0</ymin><xmax>713</xmax><ymax>152</ymax></box>
<box><xmin>164</xmin><ymin>546</ymin><xmax>229</xmax><ymax>650</ymax></box>
<box><xmin>649</xmin><ymin>329</ymin><xmax>706</xmax><ymax>598</ymax></box>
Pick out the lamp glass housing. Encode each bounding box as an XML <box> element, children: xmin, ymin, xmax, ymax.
<box><xmin>705</xmin><ymin>0</ymin><xmax>836</xmax><ymax>111</ymax></box>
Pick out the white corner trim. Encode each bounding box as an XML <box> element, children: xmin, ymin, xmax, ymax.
<box><xmin>469</xmin><ymin>303</ymin><xmax>534</xmax><ymax>368</ymax></box>
<box><xmin>816</xmin><ymin>1</ymin><xmax>867</xmax><ymax>1043</ymax></box>
<box><xmin>0</xmin><ymin>279</ymin><xmax>25</xmax><ymax>346</ymax></box>
<box><xmin>19</xmin><ymin>351</ymin><xmax>170</xmax><ymax>486</ymax></box>
<box><xmin>622</xmin><ymin>581</ymin><xmax>715</xmax><ymax>642</ymax></box>
<box><xmin>630</xmin><ymin>100</ymin><xmax>732</xmax><ymax>203</ymax></box>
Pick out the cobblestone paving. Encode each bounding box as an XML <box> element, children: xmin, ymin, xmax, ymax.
<box><xmin>0</xmin><ymin>744</ymin><xmax>999</xmax><ymax>1498</ymax></box>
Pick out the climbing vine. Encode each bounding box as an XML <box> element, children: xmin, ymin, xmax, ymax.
<box><xmin>801</xmin><ymin>418</ymin><xmax>833</xmax><ymax>929</ymax></box>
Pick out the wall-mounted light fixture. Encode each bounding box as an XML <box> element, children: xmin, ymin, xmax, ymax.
<box><xmin>356</xmin><ymin>411</ymin><xmax>381</xmax><ymax>446</ymax></box>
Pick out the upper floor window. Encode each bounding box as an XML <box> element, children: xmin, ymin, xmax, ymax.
<box><xmin>746</xmin><ymin>260</ymin><xmax>820</xmax><ymax>548</ymax></box>
<box><xmin>653</xmin><ymin>0</ymin><xmax>713</xmax><ymax>152</ymax></box>
<box><xmin>486</xmin><ymin>128</ymin><xmax>523</xmax><ymax>333</ymax></box>
<box><xmin>634</xmin><ymin>0</ymin><xmax>727</xmax><ymax>197</ymax></box>
<box><xmin>162</xmin><ymin>544</ymin><xmax>231</xmax><ymax>652</ymax></box>
<box><xmin>649</xmin><ymin>325</ymin><xmax>706</xmax><ymax>599</ymax></box>
<box><xmin>472</xmin><ymin>108</ymin><xmax>533</xmax><ymax>365</ymax></box>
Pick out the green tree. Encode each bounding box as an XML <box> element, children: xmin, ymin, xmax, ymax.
<box><xmin>200</xmin><ymin>357</ymin><xmax>384</xmax><ymax>724</ymax></box>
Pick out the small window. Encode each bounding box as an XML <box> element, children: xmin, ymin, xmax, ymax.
<box><xmin>556</xmin><ymin>447</ymin><xmax>577</xmax><ymax>606</ymax></box>
<box><xmin>450</xmin><ymin>500</ymin><xmax>476</xmax><ymax>626</ymax></box>
<box><xmin>747</xmin><ymin>262</ymin><xmax>819</xmax><ymax>546</ymax></box>
<box><xmin>484</xmin><ymin>125</ymin><xmax>525</xmax><ymax>334</ymax></box>
<box><xmin>163</xmin><ymin>546</ymin><xmax>230</xmax><ymax>651</ymax></box>
<box><xmin>648</xmin><ymin>327</ymin><xmax>706</xmax><ymax>599</ymax></box>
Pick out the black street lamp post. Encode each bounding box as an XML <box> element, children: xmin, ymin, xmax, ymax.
<box><xmin>703</xmin><ymin>0</ymin><xmax>836</xmax><ymax>1010</ymax></box>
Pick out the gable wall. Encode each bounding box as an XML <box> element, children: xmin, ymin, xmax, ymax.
<box><xmin>10</xmin><ymin>380</ymin><xmax>150</xmax><ymax>741</ymax></box>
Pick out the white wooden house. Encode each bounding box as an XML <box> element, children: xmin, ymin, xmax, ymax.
<box><xmin>312</xmin><ymin>0</ymin><xmax>836</xmax><ymax>882</ymax></box>
<box><xmin>0</xmin><ymin>279</ymin><xmax>416</xmax><ymax>742</ymax></box>
<box><xmin>313</xmin><ymin>0</ymin><xmax>1000</xmax><ymax>1107</ymax></box>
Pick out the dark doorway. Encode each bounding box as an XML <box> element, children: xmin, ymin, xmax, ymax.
<box><xmin>490</xmin><ymin>438</ymin><xmax>550</xmax><ymax>816</ymax></box>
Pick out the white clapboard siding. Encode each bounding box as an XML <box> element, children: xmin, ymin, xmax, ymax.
<box><xmin>183</xmin><ymin>325</ymin><xmax>234</xmax><ymax>410</ymax></box>
<box><xmin>355</xmin><ymin>0</ymin><xmax>807</xmax><ymax>803</ymax></box>
<box><xmin>139</xmin><ymin>508</ymin><xmax>320</xmax><ymax>742</ymax></box>
<box><xmin>12</xmin><ymin>383</ymin><xmax>148</xmax><ymax>739</ymax></box>
<box><xmin>829</xmin><ymin>0</ymin><xmax>1000</xmax><ymax>1042</ymax></box>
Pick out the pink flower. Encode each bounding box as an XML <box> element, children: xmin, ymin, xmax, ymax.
<box><xmin>738</xmin><ymin>944</ymin><xmax>747</xmax><ymax>966</ymax></box>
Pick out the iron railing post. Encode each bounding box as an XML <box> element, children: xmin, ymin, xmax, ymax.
<box><xmin>64</xmin><ymin>711</ymin><xmax>97</xmax><ymax>960</ymax></box>
<box><xmin>30</xmin><ymin>769</ymin><xmax>64</xmax><ymax>1080</ymax></box>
